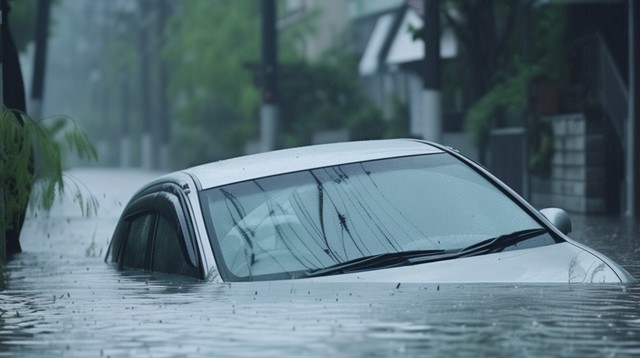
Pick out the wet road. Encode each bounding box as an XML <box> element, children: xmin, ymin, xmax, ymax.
<box><xmin>1</xmin><ymin>169</ymin><xmax>639</xmax><ymax>357</ymax></box>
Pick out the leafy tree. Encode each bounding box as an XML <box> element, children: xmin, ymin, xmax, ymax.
<box><xmin>0</xmin><ymin>0</ymin><xmax>101</xmax><ymax>261</ymax></box>
<box><xmin>162</xmin><ymin>0</ymin><xmax>263</xmax><ymax>166</ymax></box>
<box><xmin>7</xmin><ymin>0</ymin><xmax>37</xmax><ymax>52</ymax></box>
<box><xmin>161</xmin><ymin>1</ymin><xmax>390</xmax><ymax>166</ymax></box>
<box><xmin>1</xmin><ymin>109</ymin><xmax>98</xmax><ymax>262</ymax></box>
<box><xmin>443</xmin><ymin>0</ymin><xmax>527</xmax><ymax>104</ymax></box>
<box><xmin>278</xmin><ymin>61</ymin><xmax>385</xmax><ymax>147</ymax></box>
<box><xmin>442</xmin><ymin>1</ymin><xmax>568</xmax><ymax>164</ymax></box>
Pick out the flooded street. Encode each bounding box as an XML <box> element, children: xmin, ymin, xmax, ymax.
<box><xmin>1</xmin><ymin>169</ymin><xmax>639</xmax><ymax>357</ymax></box>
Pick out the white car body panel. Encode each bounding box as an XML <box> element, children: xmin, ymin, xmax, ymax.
<box><xmin>305</xmin><ymin>242</ymin><xmax>620</xmax><ymax>283</ymax></box>
<box><xmin>184</xmin><ymin>139</ymin><xmax>443</xmax><ymax>190</ymax></box>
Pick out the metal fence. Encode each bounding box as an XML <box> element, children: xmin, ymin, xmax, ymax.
<box><xmin>487</xmin><ymin>127</ymin><xmax>527</xmax><ymax>198</ymax></box>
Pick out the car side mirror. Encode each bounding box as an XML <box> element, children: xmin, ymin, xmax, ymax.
<box><xmin>540</xmin><ymin>208</ymin><xmax>572</xmax><ymax>235</ymax></box>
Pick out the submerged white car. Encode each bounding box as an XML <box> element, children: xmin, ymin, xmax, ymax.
<box><xmin>105</xmin><ymin>139</ymin><xmax>634</xmax><ymax>283</ymax></box>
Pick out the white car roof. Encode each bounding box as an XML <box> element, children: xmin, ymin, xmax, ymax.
<box><xmin>181</xmin><ymin>139</ymin><xmax>444</xmax><ymax>190</ymax></box>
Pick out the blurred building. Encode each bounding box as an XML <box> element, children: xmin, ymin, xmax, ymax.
<box><xmin>527</xmin><ymin>0</ymin><xmax>634</xmax><ymax>215</ymax></box>
<box><xmin>279</xmin><ymin>0</ymin><xmax>471</xmax><ymax>154</ymax></box>
<box><xmin>347</xmin><ymin>0</ymin><xmax>636</xmax><ymax>215</ymax></box>
<box><xmin>347</xmin><ymin>0</ymin><xmax>471</xmax><ymax>157</ymax></box>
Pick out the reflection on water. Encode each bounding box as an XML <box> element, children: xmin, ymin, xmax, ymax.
<box><xmin>1</xmin><ymin>170</ymin><xmax>639</xmax><ymax>357</ymax></box>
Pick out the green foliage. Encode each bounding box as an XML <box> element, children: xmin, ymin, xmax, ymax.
<box><xmin>164</xmin><ymin>0</ymin><xmax>262</xmax><ymax>118</ymax></box>
<box><xmin>278</xmin><ymin>1</ymin><xmax>321</xmax><ymax>61</ymax></box>
<box><xmin>464</xmin><ymin>61</ymin><xmax>543</xmax><ymax>147</ymax></box>
<box><xmin>443</xmin><ymin>0</ymin><xmax>524</xmax><ymax>102</ymax></box>
<box><xmin>163</xmin><ymin>0</ymin><xmax>263</xmax><ymax>166</ymax></box>
<box><xmin>463</xmin><ymin>3</ymin><xmax>568</xmax><ymax>165</ymax></box>
<box><xmin>7</xmin><ymin>0</ymin><xmax>36</xmax><ymax>53</ymax></box>
<box><xmin>532</xmin><ymin>2</ymin><xmax>569</xmax><ymax>82</ymax></box>
<box><xmin>385</xmin><ymin>97</ymin><xmax>410</xmax><ymax>138</ymax></box>
<box><xmin>162</xmin><ymin>0</ymin><xmax>387</xmax><ymax>165</ymax></box>
<box><xmin>464</xmin><ymin>89</ymin><xmax>501</xmax><ymax>149</ymax></box>
<box><xmin>1</xmin><ymin>110</ymin><xmax>33</xmax><ymax>229</ymax></box>
<box><xmin>278</xmin><ymin>61</ymin><xmax>385</xmax><ymax>147</ymax></box>
<box><xmin>529</xmin><ymin>123</ymin><xmax>553</xmax><ymax>176</ymax></box>
<box><xmin>352</xmin><ymin>96</ymin><xmax>410</xmax><ymax>140</ymax></box>
<box><xmin>346</xmin><ymin>105</ymin><xmax>385</xmax><ymax>141</ymax></box>
<box><xmin>7</xmin><ymin>0</ymin><xmax>63</xmax><ymax>53</ymax></box>
<box><xmin>0</xmin><ymin>108</ymin><xmax>99</xmax><ymax>232</ymax></box>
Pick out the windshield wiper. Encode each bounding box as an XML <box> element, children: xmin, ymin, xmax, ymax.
<box><xmin>304</xmin><ymin>229</ymin><xmax>548</xmax><ymax>278</ymax></box>
<box><xmin>456</xmin><ymin>228</ymin><xmax>547</xmax><ymax>257</ymax></box>
<box><xmin>304</xmin><ymin>249</ymin><xmax>447</xmax><ymax>278</ymax></box>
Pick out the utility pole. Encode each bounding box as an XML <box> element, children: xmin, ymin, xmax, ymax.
<box><xmin>1</xmin><ymin>0</ymin><xmax>5</xmax><ymax>265</ymax></box>
<box><xmin>0</xmin><ymin>2</ymin><xmax>4</xmax><ymax>104</ymax></box>
<box><xmin>119</xmin><ymin>73</ymin><xmax>131</xmax><ymax>168</ymax></box>
<box><xmin>626</xmin><ymin>0</ymin><xmax>636</xmax><ymax>217</ymax></box>
<box><xmin>30</xmin><ymin>0</ymin><xmax>51</xmax><ymax>121</ymax></box>
<box><xmin>260</xmin><ymin>0</ymin><xmax>278</xmax><ymax>152</ymax></box>
<box><xmin>158</xmin><ymin>0</ymin><xmax>171</xmax><ymax>170</ymax></box>
<box><xmin>421</xmin><ymin>0</ymin><xmax>441</xmax><ymax>143</ymax></box>
<box><xmin>138</xmin><ymin>0</ymin><xmax>154</xmax><ymax>170</ymax></box>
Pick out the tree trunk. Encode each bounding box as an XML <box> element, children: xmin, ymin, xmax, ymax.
<box><xmin>1</xmin><ymin>187</ymin><xmax>6</xmax><ymax>265</ymax></box>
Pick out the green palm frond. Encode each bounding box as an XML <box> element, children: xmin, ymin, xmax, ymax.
<box><xmin>1</xmin><ymin>108</ymin><xmax>99</xmax><ymax>231</ymax></box>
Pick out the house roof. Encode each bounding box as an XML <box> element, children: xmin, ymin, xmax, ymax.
<box><xmin>357</xmin><ymin>3</ymin><xmax>457</xmax><ymax>76</ymax></box>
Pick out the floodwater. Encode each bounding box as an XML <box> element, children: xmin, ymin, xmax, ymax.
<box><xmin>1</xmin><ymin>169</ymin><xmax>639</xmax><ymax>357</ymax></box>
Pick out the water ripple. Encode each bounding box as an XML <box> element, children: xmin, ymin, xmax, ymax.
<box><xmin>1</xmin><ymin>170</ymin><xmax>639</xmax><ymax>357</ymax></box>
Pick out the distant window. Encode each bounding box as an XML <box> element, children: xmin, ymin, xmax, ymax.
<box><xmin>152</xmin><ymin>214</ymin><xmax>199</xmax><ymax>278</ymax></box>
<box><xmin>122</xmin><ymin>213</ymin><xmax>154</xmax><ymax>269</ymax></box>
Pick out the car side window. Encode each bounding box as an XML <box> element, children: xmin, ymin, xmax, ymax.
<box><xmin>151</xmin><ymin>214</ymin><xmax>199</xmax><ymax>278</ymax></box>
<box><xmin>122</xmin><ymin>213</ymin><xmax>154</xmax><ymax>269</ymax></box>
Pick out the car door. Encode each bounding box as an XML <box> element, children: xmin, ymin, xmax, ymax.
<box><xmin>149</xmin><ymin>191</ymin><xmax>200</xmax><ymax>278</ymax></box>
<box><xmin>109</xmin><ymin>185</ymin><xmax>201</xmax><ymax>278</ymax></box>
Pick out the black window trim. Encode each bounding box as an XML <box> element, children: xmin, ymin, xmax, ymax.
<box><xmin>119</xmin><ymin>210</ymin><xmax>157</xmax><ymax>271</ymax></box>
<box><xmin>111</xmin><ymin>184</ymin><xmax>203</xmax><ymax>278</ymax></box>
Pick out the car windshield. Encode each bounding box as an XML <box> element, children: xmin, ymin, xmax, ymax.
<box><xmin>200</xmin><ymin>153</ymin><xmax>547</xmax><ymax>281</ymax></box>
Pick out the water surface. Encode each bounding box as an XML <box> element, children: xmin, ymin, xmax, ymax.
<box><xmin>1</xmin><ymin>169</ymin><xmax>638</xmax><ymax>357</ymax></box>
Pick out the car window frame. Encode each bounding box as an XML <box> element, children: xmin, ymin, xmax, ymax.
<box><xmin>108</xmin><ymin>184</ymin><xmax>203</xmax><ymax>279</ymax></box>
<box><xmin>151</xmin><ymin>191</ymin><xmax>201</xmax><ymax>276</ymax></box>
<box><xmin>109</xmin><ymin>192</ymin><xmax>157</xmax><ymax>268</ymax></box>
<box><xmin>120</xmin><ymin>210</ymin><xmax>157</xmax><ymax>270</ymax></box>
